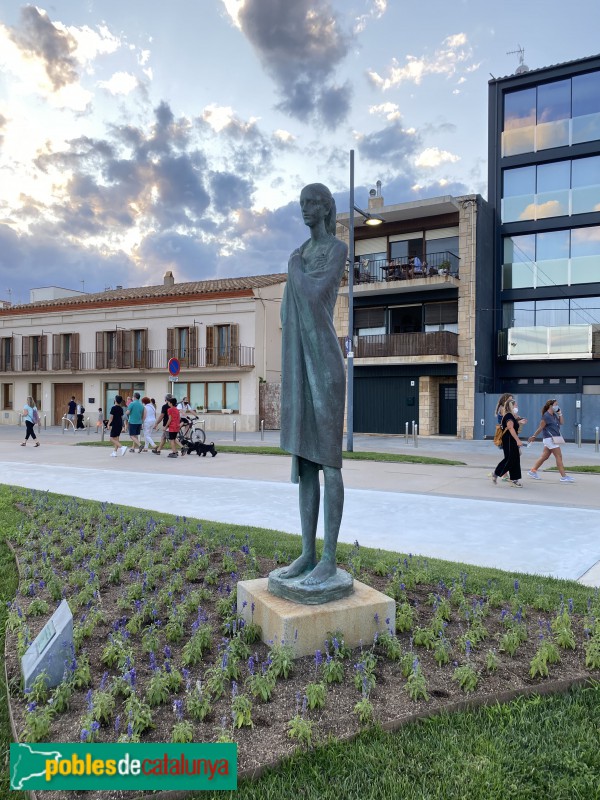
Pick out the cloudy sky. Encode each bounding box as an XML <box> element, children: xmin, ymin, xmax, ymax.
<box><xmin>0</xmin><ymin>0</ymin><xmax>598</xmax><ymax>303</ymax></box>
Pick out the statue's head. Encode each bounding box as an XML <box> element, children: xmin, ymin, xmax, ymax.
<box><xmin>300</xmin><ymin>183</ymin><xmax>337</xmax><ymax>235</ymax></box>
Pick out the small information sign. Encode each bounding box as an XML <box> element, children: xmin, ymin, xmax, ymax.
<box><xmin>35</xmin><ymin>619</ymin><xmax>56</xmax><ymax>656</ymax></box>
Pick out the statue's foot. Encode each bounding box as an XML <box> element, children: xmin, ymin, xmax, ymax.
<box><xmin>279</xmin><ymin>554</ymin><xmax>316</xmax><ymax>580</ymax></box>
<box><xmin>300</xmin><ymin>560</ymin><xmax>336</xmax><ymax>586</ymax></box>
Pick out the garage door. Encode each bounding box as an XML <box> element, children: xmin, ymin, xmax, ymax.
<box><xmin>354</xmin><ymin>375</ymin><xmax>419</xmax><ymax>434</ymax></box>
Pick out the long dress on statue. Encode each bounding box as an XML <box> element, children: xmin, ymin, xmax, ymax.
<box><xmin>280</xmin><ymin>234</ymin><xmax>348</xmax><ymax>483</ymax></box>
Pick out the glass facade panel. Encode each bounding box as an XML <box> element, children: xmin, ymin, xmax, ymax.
<box><xmin>571</xmin><ymin>225</ymin><xmax>600</xmax><ymax>257</ymax></box>
<box><xmin>425</xmin><ymin>236</ymin><xmax>458</xmax><ymax>256</ymax></box>
<box><xmin>503</xmin><ymin>301</ymin><xmax>535</xmax><ymax>328</ymax></box>
<box><xmin>535</xmin><ymin>191</ymin><xmax>569</xmax><ymax>218</ymax></box>
<box><xmin>502</xmin><ymin>262</ymin><xmax>534</xmax><ymax>289</ymax></box>
<box><xmin>537</xmin><ymin>230</ymin><xmax>569</xmax><ymax>261</ymax></box>
<box><xmin>572</xmin><ymin>113</ymin><xmax>600</xmax><ymax>144</ymax></box>
<box><xmin>502</xmin><ymin>127</ymin><xmax>535</xmax><ymax>157</ymax></box>
<box><xmin>225</xmin><ymin>382</ymin><xmax>240</xmax><ymax>411</ymax></box>
<box><xmin>571</xmin><ymin>255</ymin><xmax>600</xmax><ymax>284</ymax></box>
<box><xmin>504</xmin><ymin>87</ymin><xmax>536</xmax><ymax>129</ymax></box>
<box><xmin>570</xmin><ymin>297</ymin><xmax>600</xmax><ymax>324</ymax></box>
<box><xmin>549</xmin><ymin>326</ymin><xmax>590</xmax><ymax>355</ymax></box>
<box><xmin>537</xmin><ymin>79</ymin><xmax>570</xmax><ymax>123</ymax></box>
<box><xmin>504</xmin><ymin>234</ymin><xmax>535</xmax><ymax>264</ymax></box>
<box><xmin>535</xmin><ymin>299</ymin><xmax>569</xmax><ymax>326</ymax></box>
<box><xmin>537</xmin><ymin>259</ymin><xmax>569</xmax><ymax>286</ymax></box>
<box><xmin>572</xmin><ymin>186</ymin><xmax>600</xmax><ymax>215</ymax></box>
<box><xmin>572</xmin><ymin>156</ymin><xmax>600</xmax><ymax>187</ymax></box>
<box><xmin>504</xmin><ymin>166</ymin><xmax>536</xmax><ymax>195</ymax></box>
<box><xmin>537</xmin><ymin>161</ymin><xmax>570</xmax><ymax>192</ymax></box>
<box><xmin>511</xmin><ymin>328</ymin><xmax>548</xmax><ymax>356</ymax></box>
<box><xmin>536</xmin><ymin>119</ymin><xmax>569</xmax><ymax>150</ymax></box>
<box><xmin>572</xmin><ymin>71</ymin><xmax>600</xmax><ymax>117</ymax></box>
<box><xmin>502</xmin><ymin>195</ymin><xmax>535</xmax><ymax>223</ymax></box>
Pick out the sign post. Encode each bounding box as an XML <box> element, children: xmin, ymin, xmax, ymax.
<box><xmin>168</xmin><ymin>357</ymin><xmax>180</xmax><ymax>384</ymax></box>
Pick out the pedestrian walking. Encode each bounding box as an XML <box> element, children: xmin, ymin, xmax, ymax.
<box><xmin>152</xmin><ymin>393</ymin><xmax>173</xmax><ymax>455</ymax></box>
<box><xmin>21</xmin><ymin>396</ymin><xmax>40</xmax><ymax>447</ymax></box>
<box><xmin>108</xmin><ymin>395</ymin><xmax>127</xmax><ymax>457</ymax></box>
<box><xmin>76</xmin><ymin>402</ymin><xmax>85</xmax><ymax>429</ymax></box>
<box><xmin>166</xmin><ymin>397</ymin><xmax>183</xmax><ymax>458</ymax></box>
<box><xmin>65</xmin><ymin>396</ymin><xmax>76</xmax><ymax>429</ymax></box>
<box><xmin>127</xmin><ymin>392</ymin><xmax>144</xmax><ymax>452</ymax></box>
<box><xmin>96</xmin><ymin>408</ymin><xmax>105</xmax><ymax>432</ymax></box>
<box><xmin>141</xmin><ymin>396</ymin><xmax>156</xmax><ymax>451</ymax></box>
<box><xmin>491</xmin><ymin>397</ymin><xmax>523</xmax><ymax>487</ymax></box>
<box><xmin>527</xmin><ymin>400</ymin><xmax>574</xmax><ymax>483</ymax></box>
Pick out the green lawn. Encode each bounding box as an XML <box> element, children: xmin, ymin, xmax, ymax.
<box><xmin>548</xmin><ymin>465</ymin><xmax>600</xmax><ymax>474</ymax></box>
<box><xmin>1</xmin><ymin>485</ymin><xmax>599</xmax><ymax>800</ymax></box>
<box><xmin>77</xmin><ymin>441</ymin><xmax>465</xmax><ymax>466</ymax></box>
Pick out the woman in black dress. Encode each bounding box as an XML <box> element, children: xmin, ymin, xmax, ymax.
<box><xmin>492</xmin><ymin>397</ymin><xmax>523</xmax><ymax>487</ymax></box>
<box><xmin>108</xmin><ymin>395</ymin><xmax>125</xmax><ymax>457</ymax></box>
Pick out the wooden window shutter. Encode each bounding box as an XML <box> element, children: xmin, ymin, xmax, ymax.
<box><xmin>205</xmin><ymin>325</ymin><xmax>215</xmax><ymax>366</ymax></box>
<box><xmin>71</xmin><ymin>332</ymin><xmax>80</xmax><ymax>370</ymax></box>
<box><xmin>22</xmin><ymin>335</ymin><xmax>30</xmax><ymax>371</ymax></box>
<box><xmin>230</xmin><ymin>323</ymin><xmax>239</xmax><ymax>366</ymax></box>
<box><xmin>167</xmin><ymin>328</ymin><xmax>175</xmax><ymax>360</ymax></box>
<box><xmin>96</xmin><ymin>331</ymin><xmax>105</xmax><ymax>370</ymax></box>
<box><xmin>41</xmin><ymin>334</ymin><xmax>48</xmax><ymax>370</ymax></box>
<box><xmin>116</xmin><ymin>330</ymin><xmax>124</xmax><ymax>369</ymax></box>
<box><xmin>52</xmin><ymin>334</ymin><xmax>60</xmax><ymax>370</ymax></box>
<box><xmin>140</xmin><ymin>329</ymin><xmax>148</xmax><ymax>368</ymax></box>
<box><xmin>122</xmin><ymin>330</ymin><xmax>132</xmax><ymax>368</ymax></box>
<box><xmin>189</xmin><ymin>326</ymin><xmax>198</xmax><ymax>367</ymax></box>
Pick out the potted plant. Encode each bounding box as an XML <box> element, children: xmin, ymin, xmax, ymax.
<box><xmin>439</xmin><ymin>259</ymin><xmax>451</xmax><ymax>275</ymax></box>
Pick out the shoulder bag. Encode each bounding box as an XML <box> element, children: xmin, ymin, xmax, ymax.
<box><xmin>551</xmin><ymin>435</ymin><xmax>565</xmax><ymax>444</ymax></box>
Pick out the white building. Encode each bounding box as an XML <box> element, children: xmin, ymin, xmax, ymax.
<box><xmin>0</xmin><ymin>272</ymin><xmax>286</xmax><ymax>431</ymax></box>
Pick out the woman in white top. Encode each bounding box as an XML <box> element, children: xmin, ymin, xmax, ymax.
<box><xmin>21</xmin><ymin>396</ymin><xmax>40</xmax><ymax>447</ymax></box>
<box><xmin>141</xmin><ymin>396</ymin><xmax>157</xmax><ymax>452</ymax></box>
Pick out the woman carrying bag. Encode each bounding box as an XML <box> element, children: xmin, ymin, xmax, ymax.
<box><xmin>491</xmin><ymin>397</ymin><xmax>523</xmax><ymax>487</ymax></box>
<box><xmin>527</xmin><ymin>400</ymin><xmax>574</xmax><ymax>483</ymax></box>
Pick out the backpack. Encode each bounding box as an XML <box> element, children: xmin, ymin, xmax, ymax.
<box><xmin>79</xmin><ymin>406</ymin><xmax>85</xmax><ymax>414</ymax></box>
<box><xmin>32</xmin><ymin>408</ymin><xmax>39</xmax><ymax>425</ymax></box>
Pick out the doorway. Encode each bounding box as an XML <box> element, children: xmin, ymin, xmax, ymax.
<box><xmin>53</xmin><ymin>383</ymin><xmax>83</xmax><ymax>425</ymax></box>
<box><xmin>439</xmin><ymin>383</ymin><xmax>457</xmax><ymax>435</ymax></box>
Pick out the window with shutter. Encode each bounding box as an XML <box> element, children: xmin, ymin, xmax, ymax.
<box><xmin>354</xmin><ymin>308</ymin><xmax>386</xmax><ymax>331</ymax></box>
<box><xmin>96</xmin><ymin>331</ymin><xmax>105</xmax><ymax>370</ymax></box>
<box><xmin>205</xmin><ymin>326</ymin><xmax>215</xmax><ymax>366</ymax></box>
<box><xmin>424</xmin><ymin>302</ymin><xmax>458</xmax><ymax>326</ymax></box>
<box><xmin>121</xmin><ymin>331</ymin><xmax>132</xmax><ymax>369</ymax></box>
<box><xmin>229</xmin><ymin>323</ymin><xmax>239</xmax><ymax>366</ymax></box>
<box><xmin>189</xmin><ymin>325</ymin><xmax>198</xmax><ymax>367</ymax></box>
<box><xmin>22</xmin><ymin>335</ymin><xmax>30</xmax><ymax>371</ymax></box>
<box><xmin>167</xmin><ymin>328</ymin><xmax>175</xmax><ymax>359</ymax></box>
<box><xmin>71</xmin><ymin>332</ymin><xmax>80</xmax><ymax>370</ymax></box>
<box><xmin>116</xmin><ymin>330</ymin><xmax>124</xmax><ymax>369</ymax></box>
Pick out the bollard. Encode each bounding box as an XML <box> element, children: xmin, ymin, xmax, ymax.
<box><xmin>18</xmin><ymin>413</ymin><xmax>22</xmax><ymax>427</ymax></box>
<box><xmin>577</xmin><ymin>423</ymin><xmax>582</xmax><ymax>448</ymax></box>
<box><xmin>461</xmin><ymin>426</ymin><xmax>466</xmax><ymax>439</ymax></box>
<box><xmin>260</xmin><ymin>419</ymin><xmax>265</xmax><ymax>441</ymax></box>
<box><xmin>414</xmin><ymin>423</ymin><xmax>418</xmax><ymax>448</ymax></box>
<box><xmin>405</xmin><ymin>422</ymin><xmax>409</xmax><ymax>443</ymax></box>
<box><xmin>411</xmin><ymin>420</ymin><xmax>415</xmax><ymax>437</ymax></box>
<box><xmin>233</xmin><ymin>420</ymin><xmax>237</xmax><ymax>442</ymax></box>
<box><xmin>43</xmin><ymin>414</ymin><xmax>47</xmax><ymax>431</ymax></box>
<box><xmin>86</xmin><ymin>417</ymin><xmax>90</xmax><ymax>435</ymax></box>
<box><xmin>595</xmin><ymin>427</ymin><xmax>599</xmax><ymax>453</ymax></box>
<box><xmin>101</xmin><ymin>423</ymin><xmax>105</xmax><ymax>442</ymax></box>
<box><xmin>62</xmin><ymin>417</ymin><xmax>65</xmax><ymax>435</ymax></box>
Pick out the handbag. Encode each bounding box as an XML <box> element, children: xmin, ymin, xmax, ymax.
<box><xmin>551</xmin><ymin>435</ymin><xmax>565</xmax><ymax>444</ymax></box>
<box><xmin>493</xmin><ymin>425</ymin><xmax>503</xmax><ymax>447</ymax></box>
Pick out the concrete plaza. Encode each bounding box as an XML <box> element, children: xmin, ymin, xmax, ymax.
<box><xmin>1</xmin><ymin>424</ymin><xmax>599</xmax><ymax>587</ymax></box>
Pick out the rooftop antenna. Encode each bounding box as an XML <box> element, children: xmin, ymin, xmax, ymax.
<box><xmin>507</xmin><ymin>45</ymin><xmax>529</xmax><ymax>74</ymax></box>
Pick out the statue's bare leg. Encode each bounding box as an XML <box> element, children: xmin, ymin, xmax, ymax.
<box><xmin>280</xmin><ymin>458</ymin><xmax>319</xmax><ymax>579</ymax></box>
<box><xmin>301</xmin><ymin>466</ymin><xmax>343</xmax><ymax>585</ymax></box>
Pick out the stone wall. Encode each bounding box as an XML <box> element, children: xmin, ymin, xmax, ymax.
<box><xmin>456</xmin><ymin>197</ymin><xmax>478</xmax><ymax>439</ymax></box>
<box><xmin>259</xmin><ymin>381</ymin><xmax>281</xmax><ymax>430</ymax></box>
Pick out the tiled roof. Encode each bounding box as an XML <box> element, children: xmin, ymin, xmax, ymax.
<box><xmin>6</xmin><ymin>273</ymin><xmax>288</xmax><ymax>312</ymax></box>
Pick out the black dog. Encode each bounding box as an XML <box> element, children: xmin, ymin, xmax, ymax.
<box><xmin>183</xmin><ymin>440</ymin><xmax>217</xmax><ymax>457</ymax></box>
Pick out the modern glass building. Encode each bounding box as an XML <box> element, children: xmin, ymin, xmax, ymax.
<box><xmin>488</xmin><ymin>54</ymin><xmax>600</xmax><ymax>440</ymax></box>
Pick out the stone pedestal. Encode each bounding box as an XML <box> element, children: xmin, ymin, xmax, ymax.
<box><xmin>237</xmin><ymin>578</ymin><xmax>395</xmax><ymax>658</ymax></box>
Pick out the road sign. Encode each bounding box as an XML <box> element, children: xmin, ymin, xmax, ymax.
<box><xmin>168</xmin><ymin>357</ymin><xmax>180</xmax><ymax>377</ymax></box>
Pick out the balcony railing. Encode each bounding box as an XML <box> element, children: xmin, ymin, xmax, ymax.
<box><xmin>0</xmin><ymin>346</ymin><xmax>255</xmax><ymax>373</ymax></box>
<box><xmin>498</xmin><ymin>325</ymin><xmax>600</xmax><ymax>360</ymax></box>
<box><xmin>344</xmin><ymin>251</ymin><xmax>460</xmax><ymax>285</ymax></box>
<box><xmin>339</xmin><ymin>331</ymin><xmax>459</xmax><ymax>359</ymax></box>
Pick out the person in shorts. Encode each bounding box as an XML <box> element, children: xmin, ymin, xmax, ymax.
<box><xmin>166</xmin><ymin>397</ymin><xmax>183</xmax><ymax>458</ymax></box>
<box><xmin>527</xmin><ymin>399</ymin><xmax>574</xmax><ymax>482</ymax></box>
<box><xmin>127</xmin><ymin>392</ymin><xmax>144</xmax><ymax>452</ymax></box>
<box><xmin>65</xmin><ymin>396</ymin><xmax>76</xmax><ymax>429</ymax></box>
<box><xmin>108</xmin><ymin>395</ymin><xmax>127</xmax><ymax>457</ymax></box>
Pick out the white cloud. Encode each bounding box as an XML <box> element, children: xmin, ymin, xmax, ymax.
<box><xmin>369</xmin><ymin>102</ymin><xmax>401</xmax><ymax>121</ymax></box>
<box><xmin>415</xmin><ymin>147</ymin><xmax>460</xmax><ymax>168</ymax></box>
<box><xmin>273</xmin><ymin>129</ymin><xmax>295</xmax><ymax>143</ymax></box>
<box><xmin>201</xmin><ymin>103</ymin><xmax>258</xmax><ymax>133</ymax></box>
<box><xmin>354</xmin><ymin>0</ymin><xmax>387</xmax><ymax>34</ymax></box>
<box><xmin>97</xmin><ymin>71</ymin><xmax>138</xmax><ymax>95</ymax></box>
<box><xmin>367</xmin><ymin>32</ymin><xmax>478</xmax><ymax>90</ymax></box>
<box><xmin>57</xmin><ymin>22</ymin><xmax>120</xmax><ymax>63</ymax></box>
<box><xmin>221</xmin><ymin>0</ymin><xmax>245</xmax><ymax>29</ymax></box>
<box><xmin>138</xmin><ymin>49</ymin><xmax>151</xmax><ymax>66</ymax></box>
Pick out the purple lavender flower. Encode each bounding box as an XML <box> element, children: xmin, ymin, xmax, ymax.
<box><xmin>91</xmin><ymin>720</ymin><xmax>100</xmax><ymax>733</ymax></box>
<box><xmin>231</xmin><ymin>681</ymin><xmax>238</xmax><ymax>699</ymax></box>
<box><xmin>86</xmin><ymin>689</ymin><xmax>93</xmax><ymax>711</ymax></box>
<box><xmin>568</xmin><ymin>598</ymin><xmax>574</xmax><ymax>615</ymax></box>
<box><xmin>374</xmin><ymin>613</ymin><xmax>380</xmax><ymax>626</ymax></box>
<box><xmin>114</xmin><ymin>715</ymin><xmax>121</xmax><ymax>735</ymax></box>
<box><xmin>80</xmin><ymin>729</ymin><xmax>89</xmax><ymax>742</ymax></box>
<box><xmin>173</xmin><ymin>699</ymin><xmax>184</xmax><ymax>720</ymax></box>
<box><xmin>164</xmin><ymin>645</ymin><xmax>172</xmax><ymax>659</ymax></box>
<box><xmin>149</xmin><ymin>652</ymin><xmax>157</xmax><ymax>671</ymax></box>
<box><xmin>127</xmin><ymin>722</ymin><xmax>133</xmax><ymax>737</ymax></box>
<box><xmin>514</xmin><ymin>579</ymin><xmax>520</xmax><ymax>592</ymax></box>
<box><xmin>247</xmin><ymin>656</ymin><xmax>255</xmax><ymax>676</ymax></box>
<box><xmin>27</xmin><ymin>701</ymin><xmax>37</xmax><ymax>713</ymax></box>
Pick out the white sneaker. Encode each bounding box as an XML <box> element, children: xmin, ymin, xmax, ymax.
<box><xmin>527</xmin><ymin>470</ymin><xmax>541</xmax><ymax>480</ymax></box>
<box><xmin>560</xmin><ymin>475</ymin><xmax>575</xmax><ymax>483</ymax></box>
<box><xmin>119</xmin><ymin>446</ymin><xmax>127</xmax><ymax>456</ymax></box>
<box><xmin>110</xmin><ymin>451</ymin><xmax>117</xmax><ymax>457</ymax></box>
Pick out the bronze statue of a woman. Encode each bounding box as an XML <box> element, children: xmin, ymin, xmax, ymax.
<box><xmin>274</xmin><ymin>183</ymin><xmax>350</xmax><ymax>598</ymax></box>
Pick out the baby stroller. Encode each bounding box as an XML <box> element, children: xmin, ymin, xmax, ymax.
<box><xmin>178</xmin><ymin>417</ymin><xmax>218</xmax><ymax>457</ymax></box>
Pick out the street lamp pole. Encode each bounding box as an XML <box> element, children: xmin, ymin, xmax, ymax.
<box><xmin>347</xmin><ymin>149</ymin><xmax>355</xmax><ymax>452</ymax></box>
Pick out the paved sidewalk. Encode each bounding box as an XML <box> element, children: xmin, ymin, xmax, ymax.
<box><xmin>1</xmin><ymin>426</ymin><xmax>599</xmax><ymax>586</ymax></box>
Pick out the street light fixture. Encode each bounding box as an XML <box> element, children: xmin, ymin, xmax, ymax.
<box><xmin>346</xmin><ymin>149</ymin><xmax>384</xmax><ymax>452</ymax></box>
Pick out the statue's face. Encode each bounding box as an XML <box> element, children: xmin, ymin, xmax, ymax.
<box><xmin>300</xmin><ymin>188</ymin><xmax>327</xmax><ymax>227</ymax></box>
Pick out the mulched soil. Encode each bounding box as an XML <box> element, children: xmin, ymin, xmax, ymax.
<box><xmin>5</xmin><ymin>506</ymin><xmax>598</xmax><ymax>800</ymax></box>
